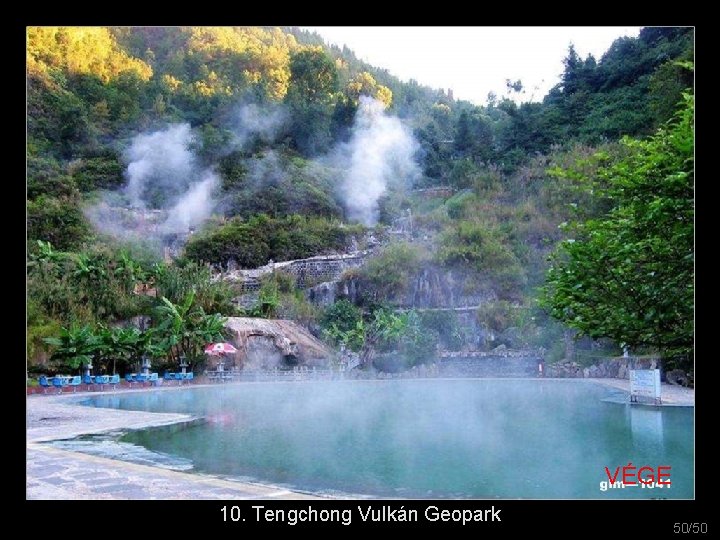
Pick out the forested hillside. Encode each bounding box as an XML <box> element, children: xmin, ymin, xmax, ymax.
<box><xmin>27</xmin><ymin>27</ymin><xmax>694</xmax><ymax>373</ymax></box>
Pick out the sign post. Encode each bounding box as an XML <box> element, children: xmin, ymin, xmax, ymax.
<box><xmin>629</xmin><ymin>369</ymin><xmax>662</xmax><ymax>405</ymax></box>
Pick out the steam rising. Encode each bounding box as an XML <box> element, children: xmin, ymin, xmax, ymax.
<box><xmin>231</xmin><ymin>103</ymin><xmax>288</xmax><ymax>148</ymax></box>
<box><xmin>161</xmin><ymin>170</ymin><xmax>219</xmax><ymax>234</ymax></box>
<box><xmin>122</xmin><ymin>123</ymin><xmax>220</xmax><ymax>236</ymax></box>
<box><xmin>85</xmin><ymin>97</ymin><xmax>420</xmax><ymax>252</ymax></box>
<box><xmin>124</xmin><ymin>124</ymin><xmax>196</xmax><ymax>209</ymax></box>
<box><xmin>85</xmin><ymin>123</ymin><xmax>219</xmax><ymax>250</ymax></box>
<box><xmin>333</xmin><ymin>96</ymin><xmax>420</xmax><ymax>226</ymax></box>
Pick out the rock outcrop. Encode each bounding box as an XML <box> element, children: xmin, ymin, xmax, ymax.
<box><xmin>223</xmin><ymin>317</ymin><xmax>333</xmax><ymax>370</ymax></box>
<box><xmin>666</xmin><ymin>369</ymin><xmax>691</xmax><ymax>387</ymax></box>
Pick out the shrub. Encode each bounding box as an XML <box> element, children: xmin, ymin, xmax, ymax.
<box><xmin>436</xmin><ymin>221</ymin><xmax>527</xmax><ymax>299</ymax></box>
<box><xmin>320</xmin><ymin>299</ymin><xmax>362</xmax><ymax>336</ymax></box>
<box><xmin>184</xmin><ymin>214</ymin><xmax>364</xmax><ymax>268</ymax></box>
<box><xmin>418</xmin><ymin>310</ymin><xmax>464</xmax><ymax>350</ymax></box>
<box><xmin>356</xmin><ymin>242</ymin><xmax>429</xmax><ymax>303</ymax></box>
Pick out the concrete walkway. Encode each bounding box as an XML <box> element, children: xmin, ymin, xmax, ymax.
<box><xmin>587</xmin><ymin>378</ymin><xmax>694</xmax><ymax>406</ymax></box>
<box><xmin>26</xmin><ymin>388</ymin><xmax>323</xmax><ymax>500</ymax></box>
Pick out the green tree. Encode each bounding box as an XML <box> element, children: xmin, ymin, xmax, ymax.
<box><xmin>541</xmin><ymin>91</ymin><xmax>693</xmax><ymax>367</ymax></box>
<box><xmin>287</xmin><ymin>47</ymin><xmax>338</xmax><ymax>104</ymax></box>
<box><xmin>151</xmin><ymin>292</ymin><xmax>227</xmax><ymax>368</ymax></box>
<box><xmin>649</xmin><ymin>60</ymin><xmax>694</xmax><ymax>125</ymax></box>
<box><xmin>27</xmin><ymin>195</ymin><xmax>90</xmax><ymax>251</ymax></box>
<box><xmin>322</xmin><ymin>306</ymin><xmax>408</xmax><ymax>368</ymax></box>
<box><xmin>285</xmin><ymin>50</ymin><xmax>338</xmax><ymax>155</ymax></box>
<box><xmin>321</xmin><ymin>299</ymin><xmax>362</xmax><ymax>336</ymax></box>
<box><xmin>345</xmin><ymin>71</ymin><xmax>392</xmax><ymax>108</ymax></box>
<box><xmin>43</xmin><ymin>324</ymin><xmax>101</xmax><ymax>373</ymax></box>
<box><xmin>96</xmin><ymin>325</ymin><xmax>144</xmax><ymax>374</ymax></box>
<box><xmin>154</xmin><ymin>261</ymin><xmax>235</xmax><ymax>315</ymax></box>
<box><xmin>359</xmin><ymin>309</ymin><xmax>407</xmax><ymax>367</ymax></box>
<box><xmin>397</xmin><ymin>310</ymin><xmax>439</xmax><ymax>366</ymax></box>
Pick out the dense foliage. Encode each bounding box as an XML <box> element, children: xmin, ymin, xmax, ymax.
<box><xmin>27</xmin><ymin>26</ymin><xmax>694</xmax><ymax>371</ymax></box>
<box><xmin>542</xmin><ymin>92</ymin><xmax>694</xmax><ymax>367</ymax></box>
<box><xmin>184</xmin><ymin>214</ymin><xmax>364</xmax><ymax>268</ymax></box>
<box><xmin>28</xmin><ymin>240</ymin><xmax>234</xmax><ymax>372</ymax></box>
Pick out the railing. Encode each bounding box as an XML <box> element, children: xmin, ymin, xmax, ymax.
<box><xmin>439</xmin><ymin>349</ymin><xmax>545</xmax><ymax>359</ymax></box>
<box><xmin>206</xmin><ymin>367</ymin><xmax>350</xmax><ymax>382</ymax></box>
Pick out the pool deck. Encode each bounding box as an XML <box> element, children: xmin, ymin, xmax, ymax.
<box><xmin>26</xmin><ymin>385</ymin><xmax>325</xmax><ymax>500</ymax></box>
<box><xmin>26</xmin><ymin>377</ymin><xmax>693</xmax><ymax>500</ymax></box>
<box><xmin>588</xmin><ymin>378</ymin><xmax>695</xmax><ymax>406</ymax></box>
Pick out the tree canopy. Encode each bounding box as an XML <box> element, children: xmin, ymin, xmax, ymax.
<box><xmin>541</xmin><ymin>90</ymin><xmax>693</xmax><ymax>367</ymax></box>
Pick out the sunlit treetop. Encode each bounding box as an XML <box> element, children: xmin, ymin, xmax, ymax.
<box><xmin>345</xmin><ymin>71</ymin><xmax>392</xmax><ymax>108</ymax></box>
<box><xmin>27</xmin><ymin>27</ymin><xmax>153</xmax><ymax>83</ymax></box>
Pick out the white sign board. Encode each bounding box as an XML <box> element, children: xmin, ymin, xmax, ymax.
<box><xmin>630</xmin><ymin>369</ymin><xmax>661</xmax><ymax>404</ymax></box>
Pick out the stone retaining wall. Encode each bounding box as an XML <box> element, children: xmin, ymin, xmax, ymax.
<box><xmin>438</xmin><ymin>356</ymin><xmax>541</xmax><ymax>377</ymax></box>
<box><xmin>546</xmin><ymin>357</ymin><xmax>659</xmax><ymax>379</ymax></box>
<box><xmin>227</xmin><ymin>253</ymin><xmax>368</xmax><ymax>293</ymax></box>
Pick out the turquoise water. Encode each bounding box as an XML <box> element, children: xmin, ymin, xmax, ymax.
<box><xmin>86</xmin><ymin>379</ymin><xmax>693</xmax><ymax>498</ymax></box>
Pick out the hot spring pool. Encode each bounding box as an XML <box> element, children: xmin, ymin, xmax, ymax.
<box><xmin>77</xmin><ymin>379</ymin><xmax>693</xmax><ymax>498</ymax></box>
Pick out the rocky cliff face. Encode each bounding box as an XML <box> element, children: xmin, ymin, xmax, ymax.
<box><xmin>333</xmin><ymin>266</ymin><xmax>496</xmax><ymax>309</ymax></box>
<box><xmin>223</xmin><ymin>317</ymin><xmax>333</xmax><ymax>370</ymax></box>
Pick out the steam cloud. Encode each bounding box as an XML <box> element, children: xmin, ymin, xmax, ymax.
<box><xmin>161</xmin><ymin>170</ymin><xmax>219</xmax><ymax>234</ymax></box>
<box><xmin>231</xmin><ymin>103</ymin><xmax>288</xmax><ymax>148</ymax></box>
<box><xmin>332</xmin><ymin>96</ymin><xmax>420</xmax><ymax>226</ymax></box>
<box><xmin>123</xmin><ymin>123</ymin><xmax>220</xmax><ymax>236</ymax></box>
<box><xmin>85</xmin><ymin>97</ymin><xmax>420</xmax><ymax>253</ymax></box>
<box><xmin>124</xmin><ymin>124</ymin><xmax>196</xmax><ymax>210</ymax></box>
<box><xmin>86</xmin><ymin>123</ymin><xmax>220</xmax><ymax>250</ymax></box>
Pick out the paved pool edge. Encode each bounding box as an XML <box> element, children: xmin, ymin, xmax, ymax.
<box><xmin>27</xmin><ymin>387</ymin><xmax>326</xmax><ymax>500</ymax></box>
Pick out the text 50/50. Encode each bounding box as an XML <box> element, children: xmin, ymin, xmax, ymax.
<box><xmin>673</xmin><ymin>523</ymin><xmax>708</xmax><ymax>534</ymax></box>
<box><xmin>221</xmin><ymin>506</ymin><xmax>244</xmax><ymax>522</ymax></box>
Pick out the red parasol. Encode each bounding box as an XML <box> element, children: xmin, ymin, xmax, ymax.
<box><xmin>204</xmin><ymin>342</ymin><xmax>238</xmax><ymax>356</ymax></box>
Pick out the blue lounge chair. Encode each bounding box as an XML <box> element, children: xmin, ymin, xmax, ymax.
<box><xmin>109</xmin><ymin>374</ymin><xmax>120</xmax><ymax>389</ymax></box>
<box><xmin>68</xmin><ymin>376</ymin><xmax>81</xmax><ymax>393</ymax></box>
<box><xmin>136</xmin><ymin>373</ymin><xmax>149</xmax><ymax>385</ymax></box>
<box><xmin>83</xmin><ymin>375</ymin><xmax>94</xmax><ymax>390</ymax></box>
<box><xmin>148</xmin><ymin>373</ymin><xmax>159</xmax><ymax>386</ymax></box>
<box><xmin>184</xmin><ymin>372</ymin><xmax>194</xmax><ymax>383</ymax></box>
<box><xmin>95</xmin><ymin>374</ymin><xmax>109</xmax><ymax>390</ymax></box>
<box><xmin>38</xmin><ymin>375</ymin><xmax>52</xmax><ymax>394</ymax></box>
<box><xmin>164</xmin><ymin>371</ymin><xmax>174</xmax><ymax>380</ymax></box>
<box><xmin>52</xmin><ymin>376</ymin><xmax>65</xmax><ymax>394</ymax></box>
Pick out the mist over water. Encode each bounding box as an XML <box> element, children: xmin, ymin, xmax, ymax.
<box><xmin>85</xmin><ymin>380</ymin><xmax>693</xmax><ymax>499</ymax></box>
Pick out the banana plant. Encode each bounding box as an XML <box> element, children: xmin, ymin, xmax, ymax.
<box><xmin>27</xmin><ymin>240</ymin><xmax>68</xmax><ymax>279</ymax></box>
<box><xmin>43</xmin><ymin>324</ymin><xmax>102</xmax><ymax>372</ymax></box>
<box><xmin>151</xmin><ymin>291</ymin><xmax>226</xmax><ymax>366</ymax></box>
<box><xmin>98</xmin><ymin>325</ymin><xmax>144</xmax><ymax>374</ymax></box>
